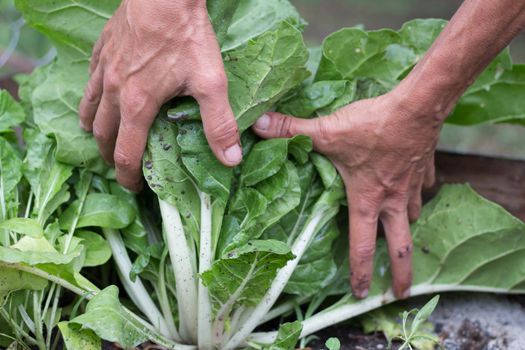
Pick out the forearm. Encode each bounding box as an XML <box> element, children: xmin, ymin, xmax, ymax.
<box><xmin>397</xmin><ymin>0</ymin><xmax>525</xmax><ymax>122</ymax></box>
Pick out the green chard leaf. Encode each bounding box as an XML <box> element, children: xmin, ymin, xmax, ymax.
<box><xmin>59</xmin><ymin>193</ymin><xmax>136</xmax><ymax>230</ymax></box>
<box><xmin>202</xmin><ymin>240</ymin><xmax>294</xmax><ymax>313</ymax></box>
<box><xmin>70</xmin><ymin>286</ymin><xmax>153</xmax><ymax>348</ymax></box>
<box><xmin>0</xmin><ymin>218</ymin><xmax>44</xmax><ymax>238</ymax></box>
<box><xmin>0</xmin><ymin>268</ymin><xmax>47</xmax><ymax>307</ymax></box>
<box><xmin>0</xmin><ymin>90</ymin><xmax>25</xmax><ymax>133</ymax></box>
<box><xmin>265</xmin><ymin>321</ymin><xmax>302</xmax><ymax>350</ymax></box>
<box><xmin>58</xmin><ymin>321</ymin><xmax>102</xmax><ymax>350</ymax></box>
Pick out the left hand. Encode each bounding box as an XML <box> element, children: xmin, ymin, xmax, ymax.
<box><xmin>253</xmin><ymin>89</ymin><xmax>439</xmax><ymax>299</ymax></box>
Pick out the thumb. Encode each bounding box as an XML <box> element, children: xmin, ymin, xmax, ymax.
<box><xmin>195</xmin><ymin>86</ymin><xmax>242</xmax><ymax>167</ymax></box>
<box><xmin>253</xmin><ymin>111</ymin><xmax>321</xmax><ymax>141</ymax></box>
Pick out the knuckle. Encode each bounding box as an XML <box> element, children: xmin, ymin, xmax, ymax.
<box><xmin>92</xmin><ymin>124</ymin><xmax>110</xmax><ymax>143</ymax></box>
<box><xmin>103</xmin><ymin>68</ymin><xmax>120</xmax><ymax>93</ymax></box>
<box><xmin>352</xmin><ymin>243</ymin><xmax>376</xmax><ymax>261</ymax></box>
<box><xmin>279</xmin><ymin>117</ymin><xmax>295</xmax><ymax>138</ymax></box>
<box><xmin>194</xmin><ymin>71</ymin><xmax>228</xmax><ymax>97</ymax></box>
<box><xmin>314</xmin><ymin>117</ymin><xmax>332</xmax><ymax>147</ymax></box>
<box><xmin>84</xmin><ymin>82</ymin><xmax>100</xmax><ymax>104</ymax></box>
<box><xmin>206</xmin><ymin>117</ymin><xmax>239</xmax><ymax>143</ymax></box>
<box><xmin>114</xmin><ymin>150</ymin><xmax>140</xmax><ymax>171</ymax></box>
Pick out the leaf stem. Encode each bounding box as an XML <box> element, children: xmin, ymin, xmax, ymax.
<box><xmin>159</xmin><ymin>199</ymin><xmax>198</xmax><ymax>343</ymax></box>
<box><xmin>102</xmin><ymin>228</ymin><xmax>175</xmax><ymax>340</ymax></box>
<box><xmin>198</xmin><ymin>192</ymin><xmax>213</xmax><ymax>350</ymax></box>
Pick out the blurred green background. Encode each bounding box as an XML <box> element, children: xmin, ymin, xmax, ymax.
<box><xmin>1</xmin><ymin>0</ymin><xmax>523</xmax><ymax>159</ymax></box>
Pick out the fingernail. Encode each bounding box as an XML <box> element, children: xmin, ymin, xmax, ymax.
<box><xmin>254</xmin><ymin>114</ymin><xmax>270</xmax><ymax>131</ymax></box>
<box><xmin>224</xmin><ymin>143</ymin><xmax>242</xmax><ymax>164</ymax></box>
<box><xmin>355</xmin><ymin>288</ymin><xmax>369</xmax><ymax>299</ymax></box>
<box><xmin>402</xmin><ymin>289</ymin><xmax>411</xmax><ymax>299</ymax></box>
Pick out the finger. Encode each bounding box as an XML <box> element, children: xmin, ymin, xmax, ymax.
<box><xmin>408</xmin><ymin>175</ymin><xmax>424</xmax><ymax>223</ymax></box>
<box><xmin>253</xmin><ymin>112</ymin><xmax>322</xmax><ymax>145</ymax></box>
<box><xmin>89</xmin><ymin>21</ymin><xmax>112</xmax><ymax>75</ymax></box>
<box><xmin>89</xmin><ymin>37</ymin><xmax>105</xmax><ymax>75</ymax></box>
<box><xmin>407</xmin><ymin>190</ymin><xmax>422</xmax><ymax>223</ymax></box>
<box><xmin>381</xmin><ymin>204</ymin><xmax>413</xmax><ymax>299</ymax></box>
<box><xmin>193</xmin><ymin>76</ymin><xmax>242</xmax><ymax>167</ymax></box>
<box><xmin>348</xmin><ymin>192</ymin><xmax>381</xmax><ymax>299</ymax></box>
<box><xmin>92</xmin><ymin>93</ymin><xmax>120</xmax><ymax>164</ymax></box>
<box><xmin>114</xmin><ymin>90</ymin><xmax>159</xmax><ymax>192</ymax></box>
<box><xmin>423</xmin><ymin>154</ymin><xmax>436</xmax><ymax>188</ymax></box>
<box><xmin>79</xmin><ymin>66</ymin><xmax>104</xmax><ymax>131</ymax></box>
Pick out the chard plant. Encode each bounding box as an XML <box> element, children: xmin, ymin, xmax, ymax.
<box><xmin>0</xmin><ymin>0</ymin><xmax>524</xmax><ymax>349</ymax></box>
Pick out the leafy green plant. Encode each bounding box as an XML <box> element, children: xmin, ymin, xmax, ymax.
<box><xmin>395</xmin><ymin>296</ymin><xmax>441</xmax><ymax>350</ymax></box>
<box><xmin>0</xmin><ymin>0</ymin><xmax>524</xmax><ymax>349</ymax></box>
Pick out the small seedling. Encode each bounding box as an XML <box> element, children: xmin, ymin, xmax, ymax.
<box><xmin>395</xmin><ymin>295</ymin><xmax>442</xmax><ymax>350</ymax></box>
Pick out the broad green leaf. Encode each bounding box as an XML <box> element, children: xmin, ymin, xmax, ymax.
<box><xmin>0</xmin><ymin>90</ymin><xmax>25</xmax><ymax>132</ymax></box>
<box><xmin>0</xmin><ymin>218</ymin><xmax>44</xmax><ymax>238</ymax></box>
<box><xmin>447</xmin><ymin>64</ymin><xmax>525</xmax><ymax>126</ymax></box>
<box><xmin>22</xmin><ymin>130</ymin><xmax>74</xmax><ymax>222</ymax></box>
<box><xmin>299</xmin><ymin>185</ymin><xmax>525</xmax><ymax>341</ymax></box>
<box><xmin>240</xmin><ymin>136</ymin><xmax>311</xmax><ymax>186</ymax></box>
<box><xmin>71</xmin><ymin>286</ymin><xmax>160</xmax><ymax>348</ymax></box>
<box><xmin>277</xmin><ymin>80</ymin><xmax>349</xmax><ymax>117</ymax></box>
<box><xmin>222</xmin><ymin>0</ymin><xmax>304</xmax><ymax>51</ymax></box>
<box><xmin>202</xmin><ymin>240</ymin><xmax>294</xmax><ymax>313</ymax></box>
<box><xmin>59</xmin><ymin>193</ymin><xmax>136</xmax><ymax>230</ymax></box>
<box><xmin>1</xmin><ymin>236</ymin><xmax>78</xmax><ymax>265</ymax></box>
<box><xmin>76</xmin><ymin>230</ymin><xmax>111</xmax><ymax>267</ymax></box>
<box><xmin>15</xmin><ymin>0</ymin><xmax>119</xmax><ymax>62</ymax></box>
<box><xmin>285</xmin><ymin>220</ymin><xmax>339</xmax><ymax>296</ymax></box>
<box><xmin>226</xmin><ymin>22</ymin><xmax>309</xmax><ymax>130</ymax></box>
<box><xmin>207</xmin><ymin>0</ymin><xmax>240</xmax><ymax>46</ymax></box>
<box><xmin>143</xmin><ymin>117</ymin><xmax>200</xmax><ymax>242</ymax></box>
<box><xmin>177</xmin><ymin>121</ymin><xmax>232</xmax><ymax>202</ymax></box>
<box><xmin>0</xmin><ymin>268</ymin><xmax>47</xmax><ymax>307</ymax></box>
<box><xmin>265</xmin><ymin>321</ymin><xmax>302</xmax><ymax>350</ymax></box>
<box><xmin>58</xmin><ymin>321</ymin><xmax>101</xmax><ymax>350</ymax></box>
<box><xmin>15</xmin><ymin>0</ymin><xmax>119</xmax><ymax>174</ymax></box>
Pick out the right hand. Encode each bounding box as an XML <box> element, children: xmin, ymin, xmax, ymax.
<box><xmin>254</xmin><ymin>89</ymin><xmax>439</xmax><ymax>299</ymax></box>
<box><xmin>79</xmin><ymin>0</ymin><xmax>242</xmax><ymax>191</ymax></box>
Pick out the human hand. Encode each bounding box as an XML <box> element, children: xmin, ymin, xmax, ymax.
<box><xmin>79</xmin><ymin>0</ymin><xmax>241</xmax><ymax>191</ymax></box>
<box><xmin>253</xmin><ymin>90</ymin><xmax>440</xmax><ymax>299</ymax></box>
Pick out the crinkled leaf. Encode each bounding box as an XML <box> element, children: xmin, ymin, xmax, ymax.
<box><xmin>202</xmin><ymin>240</ymin><xmax>294</xmax><ymax>312</ymax></box>
<box><xmin>222</xmin><ymin>0</ymin><xmax>304</xmax><ymax>51</ymax></box>
<box><xmin>177</xmin><ymin>121</ymin><xmax>232</xmax><ymax>202</ymax></box>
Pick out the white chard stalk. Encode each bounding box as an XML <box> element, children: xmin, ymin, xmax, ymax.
<box><xmin>103</xmin><ymin>228</ymin><xmax>176</xmax><ymax>340</ymax></box>
<box><xmin>159</xmin><ymin>199</ymin><xmax>199</xmax><ymax>343</ymax></box>
<box><xmin>197</xmin><ymin>192</ymin><xmax>214</xmax><ymax>350</ymax></box>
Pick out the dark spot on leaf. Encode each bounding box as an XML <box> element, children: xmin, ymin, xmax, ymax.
<box><xmin>163</xmin><ymin>144</ymin><xmax>172</xmax><ymax>151</ymax></box>
<box><xmin>422</xmin><ymin>246</ymin><xmax>430</xmax><ymax>254</ymax></box>
<box><xmin>145</xmin><ymin>161</ymin><xmax>153</xmax><ymax>169</ymax></box>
